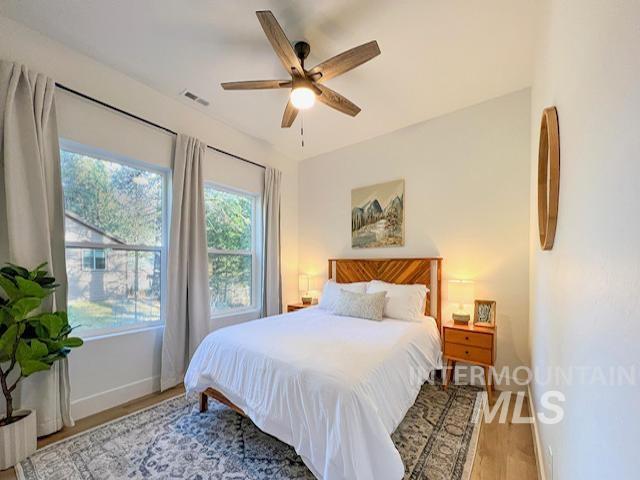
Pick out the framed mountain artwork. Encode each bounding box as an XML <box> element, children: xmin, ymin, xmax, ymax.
<box><xmin>351</xmin><ymin>180</ymin><xmax>404</xmax><ymax>248</ymax></box>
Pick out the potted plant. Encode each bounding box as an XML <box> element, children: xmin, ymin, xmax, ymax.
<box><xmin>0</xmin><ymin>262</ymin><xmax>83</xmax><ymax>470</ymax></box>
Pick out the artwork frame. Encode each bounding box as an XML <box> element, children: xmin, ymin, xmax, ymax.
<box><xmin>351</xmin><ymin>180</ymin><xmax>404</xmax><ymax>249</ymax></box>
<box><xmin>473</xmin><ymin>300</ymin><xmax>496</xmax><ymax>328</ymax></box>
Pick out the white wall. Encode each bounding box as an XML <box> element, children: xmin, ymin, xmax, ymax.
<box><xmin>0</xmin><ymin>15</ymin><xmax>299</xmax><ymax>419</ymax></box>
<box><xmin>298</xmin><ymin>90</ymin><xmax>531</xmax><ymax>383</ymax></box>
<box><xmin>529</xmin><ymin>1</ymin><xmax>640</xmax><ymax>478</ymax></box>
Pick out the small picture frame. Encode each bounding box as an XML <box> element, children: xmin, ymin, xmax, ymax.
<box><xmin>474</xmin><ymin>300</ymin><xmax>496</xmax><ymax>328</ymax></box>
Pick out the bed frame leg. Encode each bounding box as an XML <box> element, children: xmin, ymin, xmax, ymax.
<box><xmin>199</xmin><ymin>392</ymin><xmax>208</xmax><ymax>413</ymax></box>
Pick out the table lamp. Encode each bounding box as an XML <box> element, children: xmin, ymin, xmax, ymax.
<box><xmin>299</xmin><ymin>274</ymin><xmax>312</xmax><ymax>305</ymax></box>
<box><xmin>448</xmin><ymin>280</ymin><xmax>474</xmax><ymax>324</ymax></box>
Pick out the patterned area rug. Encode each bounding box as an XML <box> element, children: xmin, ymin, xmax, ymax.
<box><xmin>17</xmin><ymin>383</ymin><xmax>483</xmax><ymax>480</ymax></box>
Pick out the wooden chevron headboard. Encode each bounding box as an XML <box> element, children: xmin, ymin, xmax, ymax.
<box><xmin>328</xmin><ymin>258</ymin><xmax>443</xmax><ymax>334</ymax></box>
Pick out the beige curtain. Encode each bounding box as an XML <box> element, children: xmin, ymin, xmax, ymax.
<box><xmin>262</xmin><ymin>167</ymin><xmax>282</xmax><ymax>317</ymax></box>
<box><xmin>0</xmin><ymin>60</ymin><xmax>73</xmax><ymax>435</ymax></box>
<box><xmin>161</xmin><ymin>134</ymin><xmax>210</xmax><ymax>391</ymax></box>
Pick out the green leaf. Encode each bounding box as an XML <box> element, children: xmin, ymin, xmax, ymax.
<box><xmin>59</xmin><ymin>325</ymin><xmax>73</xmax><ymax>338</ymax></box>
<box><xmin>41</xmin><ymin>339</ymin><xmax>64</xmax><ymax>352</ymax></box>
<box><xmin>34</xmin><ymin>262</ymin><xmax>49</xmax><ymax>272</ymax></box>
<box><xmin>39</xmin><ymin>278</ymin><xmax>57</xmax><ymax>288</ymax></box>
<box><xmin>11</xmin><ymin>297</ymin><xmax>41</xmax><ymax>320</ymax></box>
<box><xmin>0</xmin><ymin>308</ymin><xmax>9</xmax><ymax>325</ymax></box>
<box><xmin>40</xmin><ymin>352</ymin><xmax>64</xmax><ymax>363</ymax></box>
<box><xmin>39</xmin><ymin>314</ymin><xmax>64</xmax><ymax>338</ymax></box>
<box><xmin>15</xmin><ymin>277</ymin><xmax>47</xmax><ymax>298</ymax></box>
<box><xmin>33</xmin><ymin>322</ymin><xmax>48</xmax><ymax>339</ymax></box>
<box><xmin>0</xmin><ymin>324</ymin><xmax>18</xmax><ymax>353</ymax></box>
<box><xmin>0</xmin><ymin>275</ymin><xmax>20</xmax><ymax>300</ymax></box>
<box><xmin>20</xmin><ymin>359</ymin><xmax>51</xmax><ymax>376</ymax></box>
<box><xmin>16</xmin><ymin>340</ymin><xmax>32</xmax><ymax>362</ymax></box>
<box><xmin>6</xmin><ymin>263</ymin><xmax>29</xmax><ymax>278</ymax></box>
<box><xmin>30</xmin><ymin>339</ymin><xmax>49</xmax><ymax>359</ymax></box>
<box><xmin>62</xmin><ymin>337</ymin><xmax>83</xmax><ymax>348</ymax></box>
<box><xmin>56</xmin><ymin>311</ymin><xmax>69</xmax><ymax>325</ymax></box>
<box><xmin>0</xmin><ymin>266</ymin><xmax>17</xmax><ymax>276</ymax></box>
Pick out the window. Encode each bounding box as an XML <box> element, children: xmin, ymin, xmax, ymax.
<box><xmin>60</xmin><ymin>142</ymin><xmax>167</xmax><ymax>336</ymax></box>
<box><xmin>204</xmin><ymin>185</ymin><xmax>260</xmax><ymax>315</ymax></box>
<box><xmin>82</xmin><ymin>249</ymin><xmax>106</xmax><ymax>271</ymax></box>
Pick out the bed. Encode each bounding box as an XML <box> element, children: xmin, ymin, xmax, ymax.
<box><xmin>184</xmin><ymin>258</ymin><xmax>443</xmax><ymax>480</ymax></box>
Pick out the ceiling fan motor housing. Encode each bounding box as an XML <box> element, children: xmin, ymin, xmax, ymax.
<box><xmin>294</xmin><ymin>41</ymin><xmax>311</xmax><ymax>65</ymax></box>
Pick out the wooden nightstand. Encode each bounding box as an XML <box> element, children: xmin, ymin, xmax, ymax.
<box><xmin>287</xmin><ymin>303</ymin><xmax>313</xmax><ymax>313</ymax></box>
<box><xmin>442</xmin><ymin>323</ymin><xmax>496</xmax><ymax>402</ymax></box>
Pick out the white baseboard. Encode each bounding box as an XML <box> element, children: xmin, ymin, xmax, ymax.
<box><xmin>70</xmin><ymin>375</ymin><xmax>160</xmax><ymax>420</ymax></box>
<box><xmin>527</xmin><ymin>385</ymin><xmax>547</xmax><ymax>480</ymax></box>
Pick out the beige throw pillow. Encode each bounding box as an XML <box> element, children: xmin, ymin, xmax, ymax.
<box><xmin>331</xmin><ymin>290</ymin><xmax>387</xmax><ymax>321</ymax></box>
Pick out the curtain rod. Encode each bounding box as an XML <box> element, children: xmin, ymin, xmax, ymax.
<box><xmin>54</xmin><ymin>82</ymin><xmax>266</xmax><ymax>170</ymax></box>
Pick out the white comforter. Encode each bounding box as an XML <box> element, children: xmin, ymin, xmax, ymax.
<box><xmin>184</xmin><ymin>307</ymin><xmax>442</xmax><ymax>480</ymax></box>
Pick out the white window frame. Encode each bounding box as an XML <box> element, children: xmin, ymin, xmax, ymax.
<box><xmin>60</xmin><ymin>139</ymin><xmax>169</xmax><ymax>338</ymax></box>
<box><xmin>81</xmin><ymin>248</ymin><xmax>107</xmax><ymax>271</ymax></box>
<box><xmin>204</xmin><ymin>182</ymin><xmax>262</xmax><ymax>318</ymax></box>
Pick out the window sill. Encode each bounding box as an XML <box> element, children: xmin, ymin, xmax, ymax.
<box><xmin>80</xmin><ymin>323</ymin><xmax>164</xmax><ymax>342</ymax></box>
<box><xmin>210</xmin><ymin>308</ymin><xmax>261</xmax><ymax>321</ymax></box>
<box><xmin>77</xmin><ymin>309</ymin><xmax>261</xmax><ymax>341</ymax></box>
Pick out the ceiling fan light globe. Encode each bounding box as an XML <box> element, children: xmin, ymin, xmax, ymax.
<box><xmin>290</xmin><ymin>87</ymin><xmax>316</xmax><ymax>109</ymax></box>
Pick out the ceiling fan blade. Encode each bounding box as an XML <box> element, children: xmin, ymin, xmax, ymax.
<box><xmin>316</xmin><ymin>84</ymin><xmax>361</xmax><ymax>117</ymax></box>
<box><xmin>281</xmin><ymin>99</ymin><xmax>299</xmax><ymax>128</ymax></box>
<box><xmin>256</xmin><ymin>10</ymin><xmax>304</xmax><ymax>77</ymax></box>
<box><xmin>221</xmin><ymin>80</ymin><xmax>292</xmax><ymax>90</ymax></box>
<box><xmin>308</xmin><ymin>41</ymin><xmax>381</xmax><ymax>83</ymax></box>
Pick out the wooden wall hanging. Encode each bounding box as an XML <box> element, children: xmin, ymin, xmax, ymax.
<box><xmin>538</xmin><ymin>106</ymin><xmax>560</xmax><ymax>250</ymax></box>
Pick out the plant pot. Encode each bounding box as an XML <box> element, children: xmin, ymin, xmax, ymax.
<box><xmin>0</xmin><ymin>410</ymin><xmax>37</xmax><ymax>470</ymax></box>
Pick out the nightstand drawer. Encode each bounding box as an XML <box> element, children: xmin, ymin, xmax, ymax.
<box><xmin>444</xmin><ymin>329</ymin><xmax>493</xmax><ymax>349</ymax></box>
<box><xmin>444</xmin><ymin>342</ymin><xmax>492</xmax><ymax>365</ymax></box>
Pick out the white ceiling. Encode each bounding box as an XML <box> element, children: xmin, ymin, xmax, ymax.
<box><xmin>0</xmin><ymin>0</ymin><xmax>538</xmax><ymax>160</ymax></box>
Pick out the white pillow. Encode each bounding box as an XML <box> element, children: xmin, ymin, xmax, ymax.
<box><xmin>318</xmin><ymin>280</ymin><xmax>368</xmax><ymax>311</ymax></box>
<box><xmin>366</xmin><ymin>280</ymin><xmax>428</xmax><ymax>322</ymax></box>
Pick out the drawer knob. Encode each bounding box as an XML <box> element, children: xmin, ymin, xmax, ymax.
<box><xmin>465</xmin><ymin>350</ymin><xmax>469</xmax><ymax>355</ymax></box>
<box><xmin>465</xmin><ymin>336</ymin><xmax>469</xmax><ymax>340</ymax></box>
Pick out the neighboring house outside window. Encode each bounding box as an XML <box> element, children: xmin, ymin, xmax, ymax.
<box><xmin>60</xmin><ymin>141</ymin><xmax>168</xmax><ymax>337</ymax></box>
<box><xmin>204</xmin><ymin>184</ymin><xmax>261</xmax><ymax>316</ymax></box>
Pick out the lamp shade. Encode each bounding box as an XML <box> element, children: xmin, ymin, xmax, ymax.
<box><xmin>290</xmin><ymin>87</ymin><xmax>316</xmax><ymax>109</ymax></box>
<box><xmin>298</xmin><ymin>274</ymin><xmax>310</xmax><ymax>293</ymax></box>
<box><xmin>448</xmin><ymin>280</ymin><xmax>474</xmax><ymax>304</ymax></box>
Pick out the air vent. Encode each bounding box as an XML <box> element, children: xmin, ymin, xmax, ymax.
<box><xmin>180</xmin><ymin>89</ymin><xmax>210</xmax><ymax>107</ymax></box>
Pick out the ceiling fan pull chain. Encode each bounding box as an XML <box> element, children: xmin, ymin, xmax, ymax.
<box><xmin>301</xmin><ymin>113</ymin><xmax>305</xmax><ymax>148</ymax></box>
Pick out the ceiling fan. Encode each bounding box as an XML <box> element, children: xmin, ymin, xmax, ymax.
<box><xmin>221</xmin><ymin>10</ymin><xmax>381</xmax><ymax>128</ymax></box>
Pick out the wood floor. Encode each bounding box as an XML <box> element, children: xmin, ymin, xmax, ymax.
<box><xmin>0</xmin><ymin>387</ymin><xmax>538</xmax><ymax>480</ymax></box>
<box><xmin>471</xmin><ymin>393</ymin><xmax>539</xmax><ymax>480</ymax></box>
